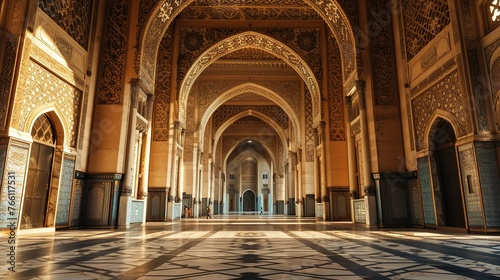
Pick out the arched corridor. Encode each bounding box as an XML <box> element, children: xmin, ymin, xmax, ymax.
<box><xmin>2</xmin><ymin>1</ymin><xmax>500</xmax><ymax>278</ymax></box>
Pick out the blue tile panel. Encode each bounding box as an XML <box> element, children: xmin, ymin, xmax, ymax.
<box><xmin>417</xmin><ymin>157</ymin><xmax>435</xmax><ymax>225</ymax></box>
<box><xmin>56</xmin><ymin>158</ymin><xmax>75</xmax><ymax>226</ymax></box>
<box><xmin>458</xmin><ymin>144</ymin><xmax>484</xmax><ymax>228</ymax></box>
<box><xmin>475</xmin><ymin>142</ymin><xmax>500</xmax><ymax>228</ymax></box>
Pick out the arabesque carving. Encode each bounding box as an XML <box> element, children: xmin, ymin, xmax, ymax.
<box><xmin>411</xmin><ymin>70</ymin><xmax>470</xmax><ymax>151</ymax></box>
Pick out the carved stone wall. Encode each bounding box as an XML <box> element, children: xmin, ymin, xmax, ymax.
<box><xmin>139</xmin><ymin>0</ymin><xmax>358</xmax><ymax>94</ymax></box>
<box><xmin>212</xmin><ymin>105</ymin><xmax>288</xmax><ymax>132</ymax></box>
<box><xmin>38</xmin><ymin>0</ymin><xmax>93</xmax><ymax>49</ymax></box>
<box><xmin>0</xmin><ymin>140</ymin><xmax>30</xmax><ymax>229</ymax></box>
<box><xmin>305</xmin><ymin>87</ymin><xmax>314</xmax><ymax>162</ymax></box>
<box><xmin>12</xmin><ymin>60</ymin><xmax>82</xmax><ymax>148</ymax></box>
<box><xmin>177</xmin><ymin>27</ymin><xmax>322</xmax><ymax>86</ymax></box>
<box><xmin>326</xmin><ymin>31</ymin><xmax>345</xmax><ymax>141</ymax></box>
<box><xmin>96</xmin><ymin>0</ymin><xmax>130</xmax><ymax>104</ymax></box>
<box><xmin>153</xmin><ymin>28</ymin><xmax>174</xmax><ymax>141</ymax></box>
<box><xmin>457</xmin><ymin>143</ymin><xmax>484</xmax><ymax>228</ymax></box>
<box><xmin>402</xmin><ymin>0</ymin><xmax>450</xmax><ymax>60</ymax></box>
<box><xmin>411</xmin><ymin>70</ymin><xmax>470</xmax><ymax>151</ymax></box>
<box><xmin>368</xmin><ymin>0</ymin><xmax>398</xmax><ymax>106</ymax></box>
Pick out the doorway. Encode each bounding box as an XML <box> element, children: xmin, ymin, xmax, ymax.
<box><xmin>21</xmin><ymin>114</ymin><xmax>56</xmax><ymax>229</ymax></box>
<box><xmin>243</xmin><ymin>190</ymin><xmax>256</xmax><ymax>212</ymax></box>
<box><xmin>430</xmin><ymin>119</ymin><xmax>465</xmax><ymax>228</ymax></box>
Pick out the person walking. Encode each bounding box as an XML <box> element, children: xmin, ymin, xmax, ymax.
<box><xmin>206</xmin><ymin>206</ymin><xmax>212</xmax><ymax>219</ymax></box>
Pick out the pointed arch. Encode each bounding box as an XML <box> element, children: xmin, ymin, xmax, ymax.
<box><xmin>424</xmin><ymin>109</ymin><xmax>461</xmax><ymax>151</ymax></box>
<box><xmin>137</xmin><ymin>0</ymin><xmax>358</xmax><ymax>100</ymax></box>
<box><xmin>180</xmin><ymin>31</ymin><xmax>320</xmax><ymax>126</ymax></box>
<box><xmin>26</xmin><ymin>105</ymin><xmax>67</xmax><ymax>147</ymax></box>
<box><xmin>212</xmin><ymin>110</ymin><xmax>288</xmax><ymax>159</ymax></box>
<box><xmin>200</xmin><ymin>83</ymin><xmax>300</xmax><ymax>147</ymax></box>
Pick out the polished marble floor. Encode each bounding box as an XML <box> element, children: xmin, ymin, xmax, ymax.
<box><xmin>1</xmin><ymin>215</ymin><xmax>500</xmax><ymax>279</ymax></box>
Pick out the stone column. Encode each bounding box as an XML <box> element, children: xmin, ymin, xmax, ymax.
<box><xmin>356</xmin><ymin>81</ymin><xmax>376</xmax><ymax>227</ymax></box>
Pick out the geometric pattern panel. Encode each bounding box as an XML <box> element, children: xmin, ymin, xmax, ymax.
<box><xmin>417</xmin><ymin>156</ymin><xmax>436</xmax><ymax>225</ymax></box>
<box><xmin>17</xmin><ymin>60</ymin><xmax>82</xmax><ymax>148</ymax></box>
<box><xmin>411</xmin><ymin>70</ymin><xmax>470</xmax><ymax>151</ymax></box>
<box><xmin>368</xmin><ymin>0</ymin><xmax>398</xmax><ymax>106</ymax></box>
<box><xmin>402</xmin><ymin>0</ymin><xmax>450</xmax><ymax>60</ymax></box>
<box><xmin>177</xmin><ymin>3</ymin><xmax>320</xmax><ymax>21</ymax></box>
<box><xmin>55</xmin><ymin>157</ymin><xmax>76</xmax><ymax>226</ymax></box>
<box><xmin>475</xmin><ymin>141</ymin><xmax>500</xmax><ymax>228</ymax></box>
<box><xmin>38</xmin><ymin>0</ymin><xmax>93</xmax><ymax>49</ymax></box>
<box><xmin>212</xmin><ymin>105</ymin><xmax>288</xmax><ymax>132</ymax></box>
<box><xmin>177</xmin><ymin>27</ymin><xmax>322</xmax><ymax>86</ymax></box>
<box><xmin>457</xmin><ymin>144</ymin><xmax>484</xmax><ymax>228</ymax></box>
<box><xmin>305</xmin><ymin>87</ymin><xmax>314</xmax><ymax>162</ymax></box>
<box><xmin>153</xmin><ymin>28</ymin><xmax>174</xmax><ymax>141</ymax></box>
<box><xmin>326</xmin><ymin>31</ymin><xmax>345</xmax><ymax>141</ymax></box>
<box><xmin>96</xmin><ymin>0</ymin><xmax>130</xmax><ymax>104</ymax></box>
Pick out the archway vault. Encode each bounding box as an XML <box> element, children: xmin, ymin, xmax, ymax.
<box><xmin>212</xmin><ymin>110</ymin><xmax>288</xmax><ymax>158</ymax></box>
<box><xmin>180</xmin><ymin>31</ymin><xmax>320</xmax><ymax>127</ymax></box>
<box><xmin>137</xmin><ymin>0</ymin><xmax>358</xmax><ymax>114</ymax></box>
<box><xmin>200</xmin><ymin>82</ymin><xmax>301</xmax><ymax>148</ymax></box>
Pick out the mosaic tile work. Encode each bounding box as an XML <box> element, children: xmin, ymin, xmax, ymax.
<box><xmin>475</xmin><ymin>142</ymin><xmax>500</xmax><ymax>228</ymax></box>
<box><xmin>2</xmin><ymin>216</ymin><xmax>500</xmax><ymax>279</ymax></box>
<box><xmin>417</xmin><ymin>156</ymin><xmax>436</xmax><ymax>225</ymax></box>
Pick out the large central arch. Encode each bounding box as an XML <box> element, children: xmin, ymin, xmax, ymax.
<box><xmin>136</xmin><ymin>0</ymin><xmax>358</xmax><ymax>99</ymax></box>
<box><xmin>179</xmin><ymin>31</ymin><xmax>321</xmax><ymax>126</ymax></box>
<box><xmin>199</xmin><ymin>82</ymin><xmax>301</xmax><ymax>150</ymax></box>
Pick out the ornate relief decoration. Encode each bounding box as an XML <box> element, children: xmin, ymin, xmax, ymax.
<box><xmin>326</xmin><ymin>31</ymin><xmax>345</xmax><ymax>141</ymax></box>
<box><xmin>180</xmin><ymin>32</ymin><xmax>320</xmax><ymax>126</ymax></box>
<box><xmin>78</xmin><ymin>85</ymin><xmax>89</xmax><ymax>150</ymax></box>
<box><xmin>13</xmin><ymin>60</ymin><xmax>82</xmax><ymax>148</ymax></box>
<box><xmin>177</xmin><ymin>4</ymin><xmax>321</xmax><ymax>20</ymax></box>
<box><xmin>177</xmin><ymin>27</ymin><xmax>322</xmax><ymax>86</ymax></box>
<box><xmin>0</xmin><ymin>140</ymin><xmax>30</xmax><ymax>229</ymax></box>
<box><xmin>212</xmin><ymin>105</ymin><xmax>288</xmax><ymax>132</ymax></box>
<box><xmin>30</xmin><ymin>43</ymin><xmax>85</xmax><ymax>90</ymax></box>
<box><xmin>137</xmin><ymin>0</ymin><xmax>358</xmax><ymax>95</ymax></box>
<box><xmin>0</xmin><ymin>39</ymin><xmax>17</xmax><ymax>129</ymax></box>
<box><xmin>96</xmin><ymin>0</ymin><xmax>130</xmax><ymax>104</ymax></box>
<box><xmin>492</xmin><ymin>56</ymin><xmax>500</xmax><ymax>108</ymax></box>
<box><xmin>221</xmin><ymin>48</ymin><xmax>282</xmax><ymax>60</ymax></box>
<box><xmin>368</xmin><ymin>0</ymin><xmax>398</xmax><ymax>106</ymax></box>
<box><xmin>467</xmin><ymin>50</ymin><xmax>489</xmax><ymax>132</ymax></box>
<box><xmin>153</xmin><ymin>27</ymin><xmax>174</xmax><ymax>141</ymax></box>
<box><xmin>410</xmin><ymin>58</ymin><xmax>456</xmax><ymax>98</ymax></box>
<box><xmin>402</xmin><ymin>0</ymin><xmax>450</xmax><ymax>60</ymax></box>
<box><xmin>305</xmin><ymin>86</ymin><xmax>314</xmax><ymax>162</ymax></box>
<box><xmin>411</xmin><ymin>70</ymin><xmax>470</xmax><ymax>151</ymax></box>
<box><xmin>38</xmin><ymin>0</ymin><xmax>93</xmax><ymax>49</ymax></box>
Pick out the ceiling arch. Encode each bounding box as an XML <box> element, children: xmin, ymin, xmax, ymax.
<box><xmin>212</xmin><ymin>110</ymin><xmax>289</xmax><ymax>156</ymax></box>
<box><xmin>179</xmin><ymin>31</ymin><xmax>320</xmax><ymax>126</ymax></box>
<box><xmin>223</xmin><ymin>137</ymin><xmax>277</xmax><ymax>178</ymax></box>
<box><xmin>199</xmin><ymin>82</ymin><xmax>300</xmax><ymax>146</ymax></box>
<box><xmin>137</xmin><ymin>0</ymin><xmax>358</xmax><ymax>102</ymax></box>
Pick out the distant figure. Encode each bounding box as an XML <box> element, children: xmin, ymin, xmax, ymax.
<box><xmin>187</xmin><ymin>204</ymin><xmax>192</xmax><ymax>218</ymax></box>
<box><xmin>206</xmin><ymin>206</ymin><xmax>212</xmax><ymax>219</ymax></box>
<box><xmin>260</xmin><ymin>207</ymin><xmax>263</xmax><ymax>215</ymax></box>
<box><xmin>184</xmin><ymin>205</ymin><xmax>188</xmax><ymax>218</ymax></box>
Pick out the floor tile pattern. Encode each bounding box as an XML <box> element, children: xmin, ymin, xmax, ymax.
<box><xmin>1</xmin><ymin>216</ymin><xmax>500</xmax><ymax>279</ymax></box>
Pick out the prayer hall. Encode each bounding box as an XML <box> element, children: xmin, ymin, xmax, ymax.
<box><xmin>1</xmin><ymin>0</ymin><xmax>500</xmax><ymax>279</ymax></box>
